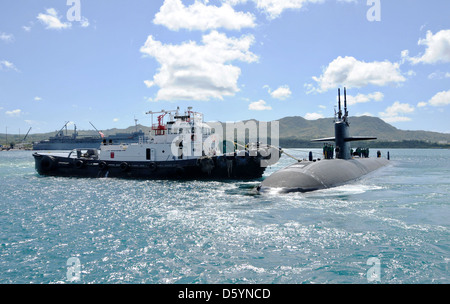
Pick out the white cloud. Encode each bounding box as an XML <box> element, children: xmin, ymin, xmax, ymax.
<box><xmin>144</xmin><ymin>80</ymin><xmax>154</xmax><ymax>88</ymax></box>
<box><xmin>446</xmin><ymin>72</ymin><xmax>450</xmax><ymax>78</ymax></box>
<box><xmin>80</xmin><ymin>17</ymin><xmax>90</xmax><ymax>28</ymax></box>
<box><xmin>406</xmin><ymin>70</ymin><xmax>416</xmax><ymax>77</ymax></box>
<box><xmin>113</xmin><ymin>118</ymin><xmax>119</xmax><ymax>122</ymax></box>
<box><xmin>5</xmin><ymin>109</ymin><xmax>22</xmax><ymax>117</ymax></box>
<box><xmin>227</xmin><ymin>0</ymin><xmax>358</xmax><ymax>20</ymax></box>
<box><xmin>428</xmin><ymin>71</ymin><xmax>445</xmax><ymax>80</ymax></box>
<box><xmin>34</xmin><ymin>96</ymin><xmax>42</xmax><ymax>101</ymax></box>
<box><xmin>265</xmin><ymin>85</ymin><xmax>292</xmax><ymax>100</ymax></box>
<box><xmin>428</xmin><ymin>90</ymin><xmax>450</xmax><ymax>107</ymax></box>
<box><xmin>37</xmin><ymin>8</ymin><xmax>71</xmax><ymax>30</ymax></box>
<box><xmin>310</xmin><ymin>56</ymin><xmax>405</xmax><ymax>93</ymax></box>
<box><xmin>154</xmin><ymin>0</ymin><xmax>256</xmax><ymax>31</ymax></box>
<box><xmin>417</xmin><ymin>101</ymin><xmax>427</xmax><ymax>108</ymax></box>
<box><xmin>407</xmin><ymin>29</ymin><xmax>450</xmax><ymax>64</ymax></box>
<box><xmin>249</xmin><ymin>99</ymin><xmax>272</xmax><ymax>111</ymax></box>
<box><xmin>304</xmin><ymin>112</ymin><xmax>324</xmax><ymax>120</ymax></box>
<box><xmin>228</xmin><ymin>0</ymin><xmax>325</xmax><ymax>20</ymax></box>
<box><xmin>345</xmin><ymin>91</ymin><xmax>384</xmax><ymax>106</ymax></box>
<box><xmin>381</xmin><ymin>116</ymin><xmax>412</xmax><ymax>123</ymax></box>
<box><xmin>0</xmin><ymin>32</ymin><xmax>14</xmax><ymax>43</ymax></box>
<box><xmin>379</xmin><ymin>101</ymin><xmax>414</xmax><ymax>123</ymax></box>
<box><xmin>0</xmin><ymin>60</ymin><xmax>19</xmax><ymax>72</ymax></box>
<box><xmin>255</xmin><ymin>0</ymin><xmax>324</xmax><ymax>20</ymax></box>
<box><xmin>356</xmin><ymin>112</ymin><xmax>374</xmax><ymax>117</ymax></box>
<box><xmin>22</xmin><ymin>26</ymin><xmax>32</xmax><ymax>32</ymax></box>
<box><xmin>140</xmin><ymin>31</ymin><xmax>258</xmax><ymax>101</ymax></box>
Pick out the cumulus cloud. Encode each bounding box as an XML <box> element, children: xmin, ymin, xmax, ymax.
<box><xmin>37</xmin><ymin>8</ymin><xmax>71</xmax><ymax>30</ymax></box>
<box><xmin>309</xmin><ymin>56</ymin><xmax>406</xmax><ymax>92</ymax></box>
<box><xmin>379</xmin><ymin>101</ymin><xmax>414</xmax><ymax>123</ymax></box>
<box><xmin>263</xmin><ymin>85</ymin><xmax>292</xmax><ymax>100</ymax></box>
<box><xmin>227</xmin><ymin>0</ymin><xmax>325</xmax><ymax>20</ymax></box>
<box><xmin>416</xmin><ymin>90</ymin><xmax>450</xmax><ymax>108</ymax></box>
<box><xmin>427</xmin><ymin>70</ymin><xmax>448</xmax><ymax>80</ymax></box>
<box><xmin>154</xmin><ymin>0</ymin><xmax>256</xmax><ymax>31</ymax></box>
<box><xmin>80</xmin><ymin>17</ymin><xmax>90</xmax><ymax>28</ymax></box>
<box><xmin>5</xmin><ymin>109</ymin><xmax>22</xmax><ymax>117</ymax></box>
<box><xmin>144</xmin><ymin>80</ymin><xmax>154</xmax><ymax>88</ymax></box>
<box><xmin>265</xmin><ymin>85</ymin><xmax>292</xmax><ymax>100</ymax></box>
<box><xmin>345</xmin><ymin>91</ymin><xmax>384</xmax><ymax>105</ymax></box>
<box><xmin>0</xmin><ymin>60</ymin><xmax>19</xmax><ymax>72</ymax></box>
<box><xmin>226</xmin><ymin>0</ymin><xmax>362</xmax><ymax>20</ymax></box>
<box><xmin>249</xmin><ymin>99</ymin><xmax>272</xmax><ymax>110</ymax></box>
<box><xmin>140</xmin><ymin>30</ymin><xmax>258</xmax><ymax>101</ymax></box>
<box><xmin>304</xmin><ymin>112</ymin><xmax>324</xmax><ymax>120</ymax></box>
<box><xmin>406</xmin><ymin>29</ymin><xmax>450</xmax><ymax>64</ymax></box>
<box><xmin>417</xmin><ymin>102</ymin><xmax>427</xmax><ymax>108</ymax></box>
<box><xmin>356</xmin><ymin>112</ymin><xmax>374</xmax><ymax>117</ymax></box>
<box><xmin>428</xmin><ymin>90</ymin><xmax>450</xmax><ymax>107</ymax></box>
<box><xmin>0</xmin><ymin>32</ymin><xmax>14</xmax><ymax>43</ymax></box>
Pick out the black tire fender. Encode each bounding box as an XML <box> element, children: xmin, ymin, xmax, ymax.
<box><xmin>120</xmin><ymin>162</ymin><xmax>129</xmax><ymax>172</ymax></box>
<box><xmin>149</xmin><ymin>162</ymin><xmax>157</xmax><ymax>171</ymax></box>
<box><xmin>41</xmin><ymin>155</ymin><xmax>56</xmax><ymax>171</ymax></box>
<box><xmin>98</xmin><ymin>161</ymin><xmax>108</xmax><ymax>170</ymax></box>
<box><xmin>75</xmin><ymin>160</ymin><xmax>84</xmax><ymax>169</ymax></box>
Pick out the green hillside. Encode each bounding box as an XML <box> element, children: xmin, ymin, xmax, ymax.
<box><xmin>278</xmin><ymin>115</ymin><xmax>450</xmax><ymax>143</ymax></box>
<box><xmin>2</xmin><ymin>116</ymin><xmax>449</xmax><ymax>149</ymax></box>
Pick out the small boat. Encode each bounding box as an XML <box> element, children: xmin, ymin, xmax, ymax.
<box><xmin>33</xmin><ymin>107</ymin><xmax>280</xmax><ymax>180</ymax></box>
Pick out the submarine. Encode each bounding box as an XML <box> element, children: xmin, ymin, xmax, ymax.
<box><xmin>257</xmin><ymin>87</ymin><xmax>390</xmax><ymax>193</ymax></box>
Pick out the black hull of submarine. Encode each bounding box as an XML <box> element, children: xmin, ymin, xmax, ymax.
<box><xmin>258</xmin><ymin>157</ymin><xmax>389</xmax><ymax>193</ymax></box>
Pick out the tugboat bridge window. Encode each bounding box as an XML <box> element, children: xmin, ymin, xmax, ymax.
<box><xmin>155</xmin><ymin>129</ymin><xmax>165</xmax><ymax>136</ymax></box>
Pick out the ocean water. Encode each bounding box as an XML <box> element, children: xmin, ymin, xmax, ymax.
<box><xmin>0</xmin><ymin>149</ymin><xmax>448</xmax><ymax>284</ymax></box>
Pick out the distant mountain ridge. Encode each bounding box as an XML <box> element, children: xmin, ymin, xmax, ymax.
<box><xmin>2</xmin><ymin>116</ymin><xmax>449</xmax><ymax>147</ymax></box>
<box><xmin>277</xmin><ymin>115</ymin><xmax>450</xmax><ymax>143</ymax></box>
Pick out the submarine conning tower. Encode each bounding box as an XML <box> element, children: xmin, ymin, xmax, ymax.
<box><xmin>312</xmin><ymin>87</ymin><xmax>377</xmax><ymax>160</ymax></box>
<box><xmin>335</xmin><ymin>87</ymin><xmax>351</xmax><ymax>159</ymax></box>
<box><xmin>257</xmin><ymin>87</ymin><xmax>388</xmax><ymax>193</ymax></box>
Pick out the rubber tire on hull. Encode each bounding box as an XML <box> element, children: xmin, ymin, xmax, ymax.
<box><xmin>75</xmin><ymin>160</ymin><xmax>84</xmax><ymax>169</ymax></box>
<box><xmin>120</xmin><ymin>162</ymin><xmax>129</xmax><ymax>172</ymax></box>
<box><xmin>149</xmin><ymin>162</ymin><xmax>157</xmax><ymax>171</ymax></box>
<box><xmin>99</xmin><ymin>161</ymin><xmax>108</xmax><ymax>170</ymax></box>
<box><xmin>41</xmin><ymin>155</ymin><xmax>57</xmax><ymax>172</ymax></box>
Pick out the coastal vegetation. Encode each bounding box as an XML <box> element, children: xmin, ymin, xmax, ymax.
<box><xmin>2</xmin><ymin>116</ymin><xmax>449</xmax><ymax>149</ymax></box>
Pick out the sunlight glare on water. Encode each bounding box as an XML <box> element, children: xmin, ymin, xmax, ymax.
<box><xmin>0</xmin><ymin>149</ymin><xmax>449</xmax><ymax>283</ymax></box>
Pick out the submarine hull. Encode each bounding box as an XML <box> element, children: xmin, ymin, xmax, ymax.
<box><xmin>258</xmin><ymin>158</ymin><xmax>389</xmax><ymax>193</ymax></box>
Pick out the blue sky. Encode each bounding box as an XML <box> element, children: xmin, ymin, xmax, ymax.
<box><xmin>1</xmin><ymin>0</ymin><xmax>450</xmax><ymax>135</ymax></box>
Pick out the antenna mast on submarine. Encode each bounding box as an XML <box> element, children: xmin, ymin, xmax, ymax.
<box><xmin>343</xmin><ymin>87</ymin><xmax>349</xmax><ymax>125</ymax></box>
<box><xmin>338</xmin><ymin>88</ymin><xmax>342</xmax><ymax>120</ymax></box>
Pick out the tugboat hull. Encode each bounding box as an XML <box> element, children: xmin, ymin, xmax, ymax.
<box><xmin>33</xmin><ymin>152</ymin><xmax>269</xmax><ymax>180</ymax></box>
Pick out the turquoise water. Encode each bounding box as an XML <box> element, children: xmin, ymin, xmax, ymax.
<box><xmin>0</xmin><ymin>149</ymin><xmax>448</xmax><ymax>284</ymax></box>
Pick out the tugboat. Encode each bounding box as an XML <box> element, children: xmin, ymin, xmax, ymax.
<box><xmin>33</xmin><ymin>107</ymin><xmax>280</xmax><ymax>179</ymax></box>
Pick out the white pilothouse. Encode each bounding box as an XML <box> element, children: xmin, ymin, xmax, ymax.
<box><xmin>99</xmin><ymin>107</ymin><xmax>220</xmax><ymax>163</ymax></box>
